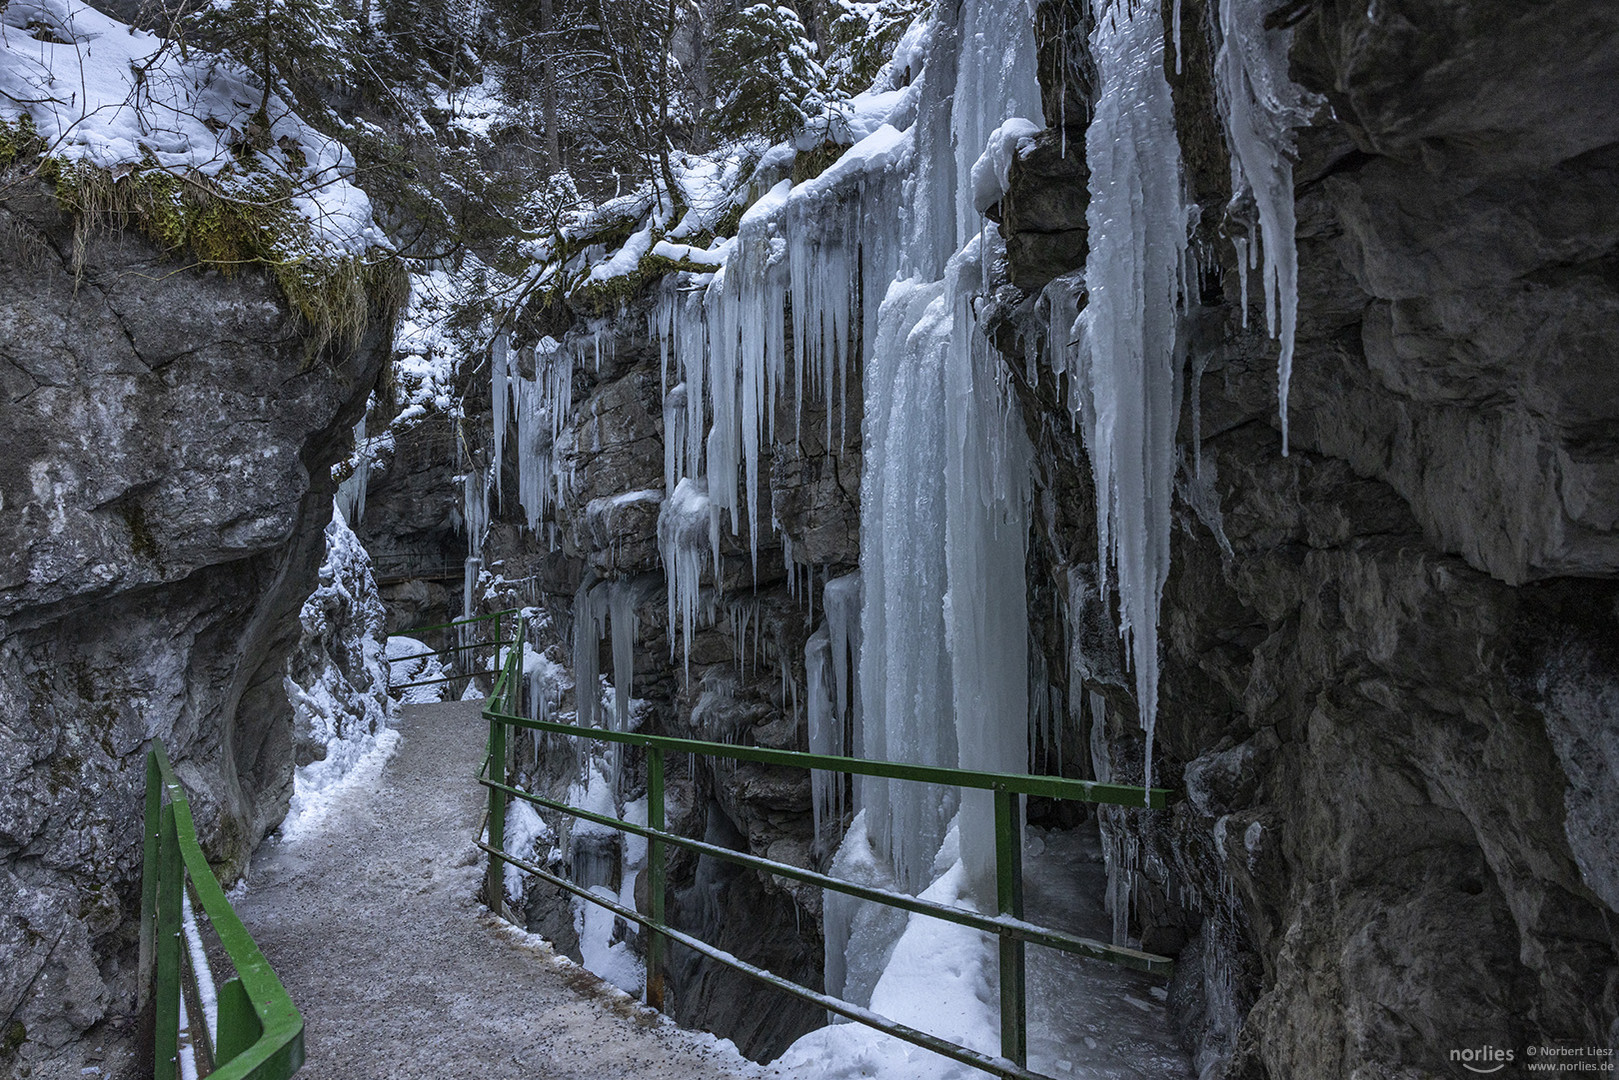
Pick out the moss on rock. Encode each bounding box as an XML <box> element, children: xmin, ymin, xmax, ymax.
<box><xmin>2</xmin><ymin>116</ymin><xmax>407</xmax><ymax>355</ymax></box>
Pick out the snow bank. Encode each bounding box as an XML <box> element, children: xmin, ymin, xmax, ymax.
<box><xmin>0</xmin><ymin>0</ymin><xmax>388</xmax><ymax>256</ymax></box>
<box><xmin>280</xmin><ymin>506</ymin><xmax>399</xmax><ymax>841</ymax></box>
<box><xmin>778</xmin><ymin>826</ymin><xmax>999</xmax><ymax>1080</ymax></box>
<box><xmin>386</xmin><ymin>635</ymin><xmax>446</xmax><ymax>705</ymax></box>
<box><xmin>969</xmin><ymin>118</ymin><xmax>1040</xmax><ymax>214</ymax></box>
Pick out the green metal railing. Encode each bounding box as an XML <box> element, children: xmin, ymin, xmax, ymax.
<box><xmin>476</xmin><ymin>620</ymin><xmax>1174</xmax><ymax>1080</ymax></box>
<box><xmin>386</xmin><ymin>608</ymin><xmax>520</xmax><ymax>696</ymax></box>
<box><xmin>140</xmin><ymin>742</ymin><xmax>303</xmax><ymax>1080</ymax></box>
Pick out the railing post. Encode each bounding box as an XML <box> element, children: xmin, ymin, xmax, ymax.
<box><xmin>486</xmin><ymin>714</ymin><xmax>507</xmax><ymax>913</ymax></box>
<box><xmin>138</xmin><ymin>750</ymin><xmax>160</xmax><ymax>1010</ymax></box>
<box><xmin>994</xmin><ymin>786</ymin><xmax>1027</xmax><ymax>1068</ymax></box>
<box><xmin>511</xmin><ymin>614</ymin><xmax>526</xmax><ymax>714</ymax></box>
<box><xmin>153</xmin><ymin>801</ymin><xmax>183</xmax><ymax>1080</ymax></box>
<box><xmin>646</xmin><ymin>745</ymin><xmax>667</xmax><ymax>1011</ymax></box>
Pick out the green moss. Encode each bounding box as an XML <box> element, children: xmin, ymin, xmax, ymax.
<box><xmin>0</xmin><ymin>115</ymin><xmax>43</xmax><ymax>170</ymax></box>
<box><xmin>710</xmin><ymin>202</ymin><xmax>745</xmax><ymax>239</ymax></box>
<box><xmin>46</xmin><ymin>752</ymin><xmax>82</xmax><ymax>796</ymax></box>
<box><xmin>1</xmin><ymin>131</ymin><xmax>407</xmax><ymax>356</ymax></box>
<box><xmin>119</xmin><ymin>501</ymin><xmax>161</xmax><ymax>567</ymax></box>
<box><xmin>2</xmin><ymin>1021</ymin><xmax>25</xmax><ymax>1056</ymax></box>
<box><xmin>570</xmin><ymin>249</ymin><xmax>720</xmax><ymax>316</ymax></box>
<box><xmin>791</xmin><ymin>140</ymin><xmax>850</xmax><ymax>185</ymax></box>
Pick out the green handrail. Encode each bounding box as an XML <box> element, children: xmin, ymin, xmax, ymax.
<box><xmin>140</xmin><ymin>742</ymin><xmax>303</xmax><ymax>1080</ymax></box>
<box><xmin>477</xmin><ymin>632</ymin><xmax>1173</xmax><ymax>1079</ymax></box>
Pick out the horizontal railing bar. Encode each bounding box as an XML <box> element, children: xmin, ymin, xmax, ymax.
<box><xmin>397</xmin><ymin>608</ymin><xmax>520</xmax><ymax>636</ymax></box>
<box><xmin>390</xmin><ymin>669</ymin><xmax>502</xmax><ymax>689</ymax></box>
<box><xmin>482</xmin><ymin>777</ymin><xmax>1171</xmax><ymax>974</ymax></box>
<box><xmin>482</xmin><ymin>707</ymin><xmax>1171</xmax><ymax>808</ymax></box>
<box><xmin>388</xmin><ymin>639</ymin><xmax>513</xmax><ymax>664</ymax></box>
<box><xmin>477</xmin><ymin>840</ymin><xmax>1058</xmax><ymax>1080</ymax></box>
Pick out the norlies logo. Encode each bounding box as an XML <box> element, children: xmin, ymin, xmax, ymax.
<box><xmin>1453</xmin><ymin>1046</ymin><xmax>1516</xmax><ymax>1074</ymax></box>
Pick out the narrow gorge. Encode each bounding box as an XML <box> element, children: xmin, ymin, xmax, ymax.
<box><xmin>2</xmin><ymin>0</ymin><xmax>1615</xmax><ymax>1077</ymax></box>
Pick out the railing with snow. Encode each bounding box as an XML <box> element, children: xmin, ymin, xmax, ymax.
<box><xmin>476</xmin><ymin>631</ymin><xmax>1174</xmax><ymax>1080</ymax></box>
<box><xmin>385</xmin><ymin>608</ymin><xmax>519</xmax><ymax>697</ymax></box>
<box><xmin>140</xmin><ymin>742</ymin><xmax>303</xmax><ymax>1080</ymax></box>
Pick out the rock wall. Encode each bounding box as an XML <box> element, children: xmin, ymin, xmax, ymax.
<box><xmin>404</xmin><ymin>1</ymin><xmax>1619</xmax><ymax>1074</ymax></box>
<box><xmin>0</xmin><ymin>181</ymin><xmax>393</xmax><ymax>1068</ymax></box>
<box><xmin>991</xmin><ymin>0</ymin><xmax>1619</xmax><ymax>1075</ymax></box>
<box><xmin>472</xmin><ymin>295</ymin><xmax>852</xmax><ymax>1060</ymax></box>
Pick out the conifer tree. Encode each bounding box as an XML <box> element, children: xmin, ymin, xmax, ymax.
<box><xmin>194</xmin><ymin>0</ymin><xmax>360</xmax><ymax>130</ymax></box>
<box><xmin>709</xmin><ymin>2</ymin><xmax>838</xmax><ymax>143</ymax></box>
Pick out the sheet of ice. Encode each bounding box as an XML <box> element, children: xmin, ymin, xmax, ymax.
<box><xmin>857</xmin><ymin>275</ymin><xmax>959</xmax><ymax>893</ymax></box>
<box><xmin>820</xmin><ymin>810</ymin><xmax>908</xmax><ymax>1008</ymax></box>
<box><xmin>501</xmin><ymin>797</ymin><xmax>556</xmax><ymax>899</ymax></box>
<box><xmin>942</xmin><ymin>231</ymin><xmax>1033</xmax><ymax>896</ymax></box>
<box><xmin>574</xmin><ymin>886</ymin><xmax>646</xmax><ymax>995</ymax></box>
<box><xmin>780</xmin><ymin>828</ymin><xmax>998</xmax><ymax>1080</ymax></box>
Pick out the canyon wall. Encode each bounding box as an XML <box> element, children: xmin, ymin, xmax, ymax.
<box><xmin>991</xmin><ymin>0</ymin><xmax>1619</xmax><ymax>1073</ymax></box>
<box><xmin>360</xmin><ymin>0</ymin><xmax>1619</xmax><ymax>1074</ymax></box>
<box><xmin>0</xmin><ymin>180</ymin><xmax>394</xmax><ymax>1067</ymax></box>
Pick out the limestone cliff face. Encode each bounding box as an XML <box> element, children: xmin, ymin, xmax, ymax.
<box><xmin>0</xmin><ymin>182</ymin><xmax>393</xmax><ymax>1063</ymax></box>
<box><xmin>993</xmin><ymin>0</ymin><xmax>1619</xmax><ymax>1075</ymax></box>
<box><xmin>376</xmin><ymin>1</ymin><xmax>1618</xmax><ymax>1073</ymax></box>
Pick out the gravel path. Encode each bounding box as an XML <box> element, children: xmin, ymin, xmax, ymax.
<box><xmin>235</xmin><ymin>700</ymin><xmax>769</xmax><ymax>1080</ymax></box>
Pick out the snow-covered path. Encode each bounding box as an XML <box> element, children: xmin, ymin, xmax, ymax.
<box><xmin>234</xmin><ymin>699</ymin><xmax>769</xmax><ymax>1079</ymax></box>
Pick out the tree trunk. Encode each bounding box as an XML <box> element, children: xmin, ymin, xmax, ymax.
<box><xmin>541</xmin><ymin>0</ymin><xmax>559</xmax><ymax>174</ymax></box>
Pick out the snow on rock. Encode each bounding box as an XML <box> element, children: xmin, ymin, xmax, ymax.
<box><xmin>386</xmin><ymin>635</ymin><xmax>446</xmax><ymax>705</ymax></box>
<box><xmin>279</xmin><ymin>505</ymin><xmax>399</xmax><ymax>841</ymax></box>
<box><xmin>393</xmin><ymin>266</ymin><xmax>485</xmax><ymax>426</ymax></box>
<box><xmin>969</xmin><ymin>117</ymin><xmax>1040</xmax><ymax>214</ymax></box>
<box><xmin>0</xmin><ymin>0</ymin><xmax>389</xmax><ymax>256</ymax></box>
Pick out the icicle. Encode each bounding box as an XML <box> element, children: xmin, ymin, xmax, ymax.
<box><xmin>462</xmin><ymin>467</ymin><xmax>490</xmax><ymax>561</ymax></box>
<box><xmin>656</xmin><ymin>478</ymin><xmax>716</xmax><ymax>672</ymax></box>
<box><xmin>943</xmin><ymin>228</ymin><xmax>1034</xmax><ymax>895</ymax></box>
<box><xmin>572</xmin><ymin>579</ymin><xmax>611</xmax><ymax>740</ymax></box>
<box><xmin>1060</xmin><ymin>0</ymin><xmax>1189</xmax><ymax>797</ymax></box>
<box><xmin>335</xmin><ymin>413</ymin><xmax>370</xmax><ymax>526</ymax></box>
<box><xmin>1173</xmin><ymin>0</ymin><xmax>1183</xmax><ymax>75</ymax></box>
<box><xmin>491</xmin><ymin>334</ymin><xmax>510</xmax><ymax>503</ymax></box>
<box><xmin>806</xmin><ymin>625</ymin><xmax>837</xmax><ymax>847</ymax></box>
<box><xmin>1213</xmin><ymin>0</ymin><xmax>1316</xmax><ymax>454</ymax></box>
<box><xmin>609</xmin><ymin>581</ymin><xmax>640</xmax><ymax>734</ymax></box>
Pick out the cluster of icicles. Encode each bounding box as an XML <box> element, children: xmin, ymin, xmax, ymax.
<box><xmin>477</xmin><ymin>0</ymin><xmax>1312</xmax><ymax>949</ymax></box>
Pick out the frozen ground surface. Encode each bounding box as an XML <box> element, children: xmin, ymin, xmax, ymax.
<box><xmin>234</xmin><ymin>700</ymin><xmax>772</xmax><ymax>1079</ymax></box>
<box><xmin>1022</xmin><ymin>826</ymin><xmax>1192</xmax><ymax>1079</ymax></box>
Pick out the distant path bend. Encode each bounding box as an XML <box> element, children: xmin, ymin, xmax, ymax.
<box><xmin>235</xmin><ymin>699</ymin><xmax>764</xmax><ymax>1080</ymax></box>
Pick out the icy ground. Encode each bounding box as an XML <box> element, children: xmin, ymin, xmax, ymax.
<box><xmin>235</xmin><ymin>700</ymin><xmax>773</xmax><ymax>1080</ymax></box>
